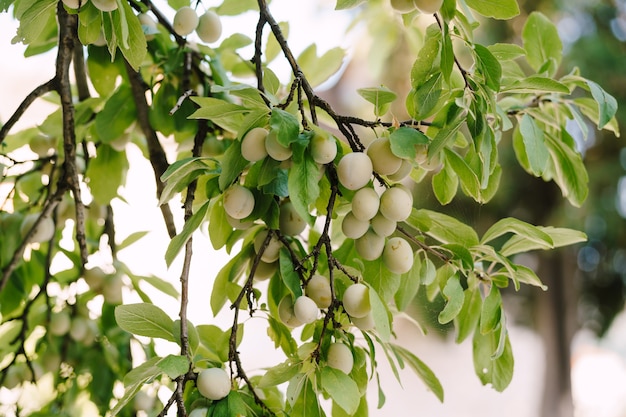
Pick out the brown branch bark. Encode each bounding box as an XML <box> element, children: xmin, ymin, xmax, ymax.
<box><xmin>125</xmin><ymin>61</ymin><xmax>177</xmax><ymax>238</ymax></box>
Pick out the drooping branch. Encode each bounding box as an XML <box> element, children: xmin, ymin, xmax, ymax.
<box><xmin>0</xmin><ymin>79</ymin><xmax>55</xmax><ymax>145</ymax></box>
<box><xmin>125</xmin><ymin>61</ymin><xmax>178</xmax><ymax>238</ymax></box>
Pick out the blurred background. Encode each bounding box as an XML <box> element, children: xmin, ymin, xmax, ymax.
<box><xmin>1</xmin><ymin>0</ymin><xmax>626</xmax><ymax>416</ymax></box>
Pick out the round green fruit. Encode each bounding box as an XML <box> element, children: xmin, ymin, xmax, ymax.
<box><xmin>278</xmin><ymin>295</ymin><xmax>303</xmax><ymax>328</ymax></box>
<box><xmin>265</xmin><ymin>131</ymin><xmax>293</xmax><ymax>161</ymax></box>
<box><xmin>351</xmin><ymin>187</ymin><xmax>380</xmax><ymax>221</ymax></box>
<box><xmin>137</xmin><ymin>13</ymin><xmax>158</xmax><ymax>41</ymax></box>
<box><xmin>173</xmin><ymin>6</ymin><xmax>199</xmax><ymax>36</ymax></box>
<box><xmin>196</xmin><ymin>11</ymin><xmax>222</xmax><ymax>43</ymax></box>
<box><xmin>382</xmin><ymin>237</ymin><xmax>414</xmax><ymax>274</ymax></box>
<box><xmin>355</xmin><ymin>229</ymin><xmax>385</xmax><ymax>261</ymax></box>
<box><xmin>197</xmin><ymin>368</ymin><xmax>231</xmax><ymax>401</ymax></box>
<box><xmin>326</xmin><ymin>343</ymin><xmax>354</xmax><ymax>374</ymax></box>
<box><xmin>310</xmin><ymin>133</ymin><xmax>338</xmax><ymax>164</ymax></box>
<box><xmin>351</xmin><ymin>311</ymin><xmax>375</xmax><ymax>331</ymax></box>
<box><xmin>293</xmin><ymin>295</ymin><xmax>318</xmax><ymax>324</ymax></box>
<box><xmin>91</xmin><ymin>0</ymin><xmax>118</xmax><ymax>11</ymax></box>
<box><xmin>49</xmin><ymin>311</ymin><xmax>71</xmax><ymax>336</ymax></box>
<box><xmin>306</xmin><ymin>274</ymin><xmax>332</xmax><ymax>309</ymax></box>
<box><xmin>413</xmin><ymin>0</ymin><xmax>443</xmax><ymax>14</ymax></box>
<box><xmin>241</xmin><ymin>127</ymin><xmax>269</xmax><ymax>162</ymax></box>
<box><xmin>29</xmin><ymin>134</ymin><xmax>57</xmax><ymax>157</ymax></box>
<box><xmin>370</xmin><ymin>212</ymin><xmax>396</xmax><ymax>237</ymax></box>
<box><xmin>342</xmin><ymin>283</ymin><xmax>371</xmax><ymax>318</ymax></box>
<box><xmin>366</xmin><ymin>137</ymin><xmax>402</xmax><ymax>176</ymax></box>
<box><xmin>223</xmin><ymin>184</ymin><xmax>255</xmax><ymax>220</ymax></box>
<box><xmin>337</xmin><ymin>152</ymin><xmax>373</xmax><ymax>190</ymax></box>
<box><xmin>279</xmin><ymin>200</ymin><xmax>306</xmax><ymax>236</ymax></box>
<box><xmin>379</xmin><ymin>186</ymin><xmax>412</xmax><ymax>222</ymax></box>
<box><xmin>390</xmin><ymin>0</ymin><xmax>416</xmax><ymax>12</ymax></box>
<box><xmin>341</xmin><ymin>211</ymin><xmax>369</xmax><ymax>239</ymax></box>
<box><xmin>253</xmin><ymin>230</ymin><xmax>281</xmax><ymax>263</ymax></box>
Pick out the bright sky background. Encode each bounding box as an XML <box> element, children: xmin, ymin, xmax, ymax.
<box><xmin>2</xmin><ymin>2</ymin><xmax>626</xmax><ymax>416</ymax></box>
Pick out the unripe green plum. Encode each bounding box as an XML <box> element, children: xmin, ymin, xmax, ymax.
<box><xmin>293</xmin><ymin>295</ymin><xmax>318</xmax><ymax>324</ymax></box>
<box><xmin>265</xmin><ymin>131</ymin><xmax>293</xmax><ymax>161</ymax></box>
<box><xmin>91</xmin><ymin>0</ymin><xmax>117</xmax><ymax>11</ymax></box>
<box><xmin>379</xmin><ymin>186</ymin><xmax>413</xmax><ymax>222</ymax></box>
<box><xmin>61</xmin><ymin>0</ymin><xmax>88</xmax><ymax>9</ymax></box>
<box><xmin>223</xmin><ymin>184</ymin><xmax>255</xmax><ymax>220</ymax></box>
<box><xmin>133</xmin><ymin>391</ymin><xmax>156</xmax><ymax>412</ymax></box>
<box><xmin>29</xmin><ymin>134</ymin><xmax>57</xmax><ymax>157</ymax></box>
<box><xmin>355</xmin><ymin>229</ymin><xmax>385</xmax><ymax>261</ymax></box>
<box><xmin>226</xmin><ymin>213</ymin><xmax>254</xmax><ymax>230</ymax></box>
<box><xmin>342</xmin><ymin>283</ymin><xmax>371</xmax><ymax>318</ymax></box>
<box><xmin>189</xmin><ymin>408</ymin><xmax>209</xmax><ymax>417</ymax></box>
<box><xmin>413</xmin><ymin>0</ymin><xmax>443</xmax><ymax>14</ymax></box>
<box><xmin>82</xmin><ymin>266</ymin><xmax>105</xmax><ymax>291</ymax></box>
<box><xmin>337</xmin><ymin>152</ymin><xmax>373</xmax><ymax>190</ymax></box>
<box><xmin>49</xmin><ymin>311</ymin><xmax>71</xmax><ymax>336</ymax></box>
<box><xmin>326</xmin><ymin>343</ymin><xmax>354</xmax><ymax>374</ymax></box>
<box><xmin>351</xmin><ymin>311</ymin><xmax>375</xmax><ymax>331</ymax></box>
<box><xmin>197</xmin><ymin>368</ymin><xmax>231</xmax><ymax>401</ymax></box>
<box><xmin>173</xmin><ymin>6</ymin><xmax>199</xmax><ymax>36</ymax></box>
<box><xmin>351</xmin><ymin>187</ymin><xmax>380</xmax><ymax>221</ymax></box>
<box><xmin>241</xmin><ymin>127</ymin><xmax>269</xmax><ymax>162</ymax></box>
<box><xmin>137</xmin><ymin>13</ymin><xmax>158</xmax><ymax>41</ymax></box>
<box><xmin>387</xmin><ymin>158</ymin><xmax>413</xmax><ymax>182</ymax></box>
<box><xmin>20</xmin><ymin>213</ymin><xmax>55</xmax><ymax>243</ymax></box>
<box><xmin>279</xmin><ymin>200</ymin><xmax>306</xmax><ymax>236</ymax></box>
<box><xmin>310</xmin><ymin>133</ymin><xmax>338</xmax><ymax>164</ymax></box>
<box><xmin>69</xmin><ymin>317</ymin><xmax>90</xmax><ymax>342</ymax></box>
<box><xmin>278</xmin><ymin>295</ymin><xmax>303</xmax><ymax>328</ymax></box>
<box><xmin>382</xmin><ymin>237</ymin><xmax>414</xmax><ymax>274</ymax></box>
<box><xmin>252</xmin><ymin>260</ymin><xmax>277</xmax><ymax>281</ymax></box>
<box><xmin>102</xmin><ymin>274</ymin><xmax>124</xmax><ymax>304</ymax></box>
<box><xmin>341</xmin><ymin>211</ymin><xmax>369</xmax><ymax>239</ymax></box>
<box><xmin>390</xmin><ymin>0</ymin><xmax>416</xmax><ymax>12</ymax></box>
<box><xmin>202</xmin><ymin>136</ymin><xmax>225</xmax><ymax>156</ymax></box>
<box><xmin>306</xmin><ymin>274</ymin><xmax>332</xmax><ymax>308</ymax></box>
<box><xmin>253</xmin><ymin>230</ymin><xmax>281</xmax><ymax>263</ymax></box>
<box><xmin>370</xmin><ymin>212</ymin><xmax>396</xmax><ymax>237</ymax></box>
<box><xmin>196</xmin><ymin>11</ymin><xmax>222</xmax><ymax>43</ymax></box>
<box><xmin>367</xmin><ymin>137</ymin><xmax>402</xmax><ymax>176</ymax></box>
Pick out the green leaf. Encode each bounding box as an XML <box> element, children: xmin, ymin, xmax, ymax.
<box><xmin>474</xmin><ymin>44</ymin><xmax>501</xmax><ymax>91</ymax></box>
<box><xmin>394</xmin><ymin>253</ymin><xmax>422</xmax><ymax>311</ymax></box>
<box><xmin>389</xmin><ymin>126</ymin><xmax>429</xmax><ymax>159</ymax></box>
<box><xmin>502</xmin><ymin>76</ymin><xmax>570</xmax><ymax>94</ymax></box>
<box><xmin>85</xmin><ymin>144</ymin><xmax>129</xmax><ymax>205</ymax></box>
<box><xmin>298</xmin><ymin>44</ymin><xmax>346</xmax><ymax>88</ymax></box>
<box><xmin>115</xmin><ymin>303</ymin><xmax>176</xmax><ymax>342</ymax></box>
<box><xmin>432</xmin><ymin>161</ymin><xmax>458</xmax><ymax>205</ymax></box>
<box><xmin>443</xmin><ymin>148</ymin><xmax>481</xmax><ymax>201</ymax></box>
<box><xmin>587</xmin><ymin>80</ymin><xmax>618</xmax><ymax>129</ymax></box>
<box><xmin>157</xmin><ymin>354</ymin><xmax>189</xmax><ymax>379</ymax></box>
<box><xmin>455</xmin><ymin>287</ymin><xmax>482</xmax><ymax>343</ymax></box>
<box><xmin>522</xmin><ymin>12</ymin><xmax>562</xmax><ymax>76</ymax></box>
<box><xmin>287</xmin><ymin>375</ymin><xmax>323</xmax><ymax>417</ymax></box>
<box><xmin>391</xmin><ymin>344</ymin><xmax>444</xmax><ymax>402</ymax></box>
<box><xmin>14</xmin><ymin>0</ymin><xmax>57</xmax><ymax>45</ymax></box>
<box><xmin>258</xmin><ymin>360</ymin><xmax>301</xmax><ymax>388</ymax></box>
<box><xmin>211</xmin><ymin>246</ymin><xmax>253</xmax><ymax>315</ymax></box>
<box><xmin>110</xmin><ymin>357</ymin><xmax>161</xmax><ymax>415</ymax></box>
<box><xmin>270</xmin><ymin>108</ymin><xmax>300</xmax><ymax>147</ymax></box>
<box><xmin>481</xmin><ymin>217</ymin><xmax>553</xmax><ymax>248</ymax></box>
<box><xmin>197</xmin><ymin>324</ymin><xmax>234</xmax><ymax>363</ymax></box>
<box><xmin>480</xmin><ymin>285</ymin><xmax>502</xmax><ymax>334</ymax></box>
<box><xmin>218</xmin><ymin>140</ymin><xmax>249</xmax><ymax>191</ymax></box>
<box><xmin>513</xmin><ymin>264</ymin><xmax>547</xmax><ymax>290</ymax></box>
<box><xmin>335</xmin><ymin>0</ymin><xmax>366</xmax><ymax>9</ymax></box>
<box><xmin>473</xmin><ymin>326</ymin><xmax>514</xmax><ymax>392</ymax></box>
<box><xmin>116</xmin><ymin>231</ymin><xmax>149</xmax><ymax>251</ymax></box>
<box><xmin>488</xmin><ymin>43</ymin><xmax>525</xmax><ymax>61</ymax></box>
<box><xmin>111</xmin><ymin>0</ymin><xmax>147</xmax><ymax>70</ymax></box>
<box><xmin>518</xmin><ymin>114</ymin><xmax>550</xmax><ymax>176</ymax></box>
<box><xmin>465</xmin><ymin>0</ymin><xmax>519</xmax><ymax>19</ymax></box>
<box><xmin>287</xmin><ymin>152</ymin><xmax>319</xmax><ymax>225</ymax></box>
<box><xmin>501</xmin><ymin>226</ymin><xmax>586</xmax><ymax>257</ymax></box>
<box><xmin>410</xmin><ymin>25</ymin><xmax>441</xmax><ymax>87</ymax></box>
<box><xmin>438</xmin><ymin>274</ymin><xmax>464</xmax><ymax>324</ymax></box>
<box><xmin>279</xmin><ymin>249</ymin><xmax>302</xmax><ymax>298</ymax></box>
<box><xmin>357</xmin><ymin>86</ymin><xmax>397</xmax><ymax>117</ymax></box>
<box><xmin>165</xmin><ymin>200</ymin><xmax>210</xmax><ymax>267</ymax></box>
<box><xmin>208</xmin><ymin>198</ymin><xmax>234</xmax><ymax>251</ymax></box>
<box><xmin>160</xmin><ymin>158</ymin><xmax>215</xmax><ymax>205</ymax></box>
<box><xmin>369</xmin><ymin>286</ymin><xmax>391</xmax><ymax>342</ymax></box>
<box><xmin>545</xmin><ymin>134</ymin><xmax>589</xmax><ymax>207</ymax></box>
<box><xmin>407</xmin><ymin>73</ymin><xmax>443</xmax><ymax>120</ymax></box>
<box><xmin>190</xmin><ymin>97</ymin><xmax>248</xmax><ymax>133</ymax></box>
<box><xmin>321</xmin><ymin>367</ymin><xmax>360</xmax><ymax>414</ymax></box>
<box><xmin>216</xmin><ymin>0</ymin><xmax>258</xmax><ymax>15</ymax></box>
<box><xmin>408</xmin><ymin>209</ymin><xmax>479</xmax><ymax>247</ymax></box>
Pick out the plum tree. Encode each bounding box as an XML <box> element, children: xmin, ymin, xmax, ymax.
<box><xmin>0</xmin><ymin>0</ymin><xmax>618</xmax><ymax>416</ymax></box>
